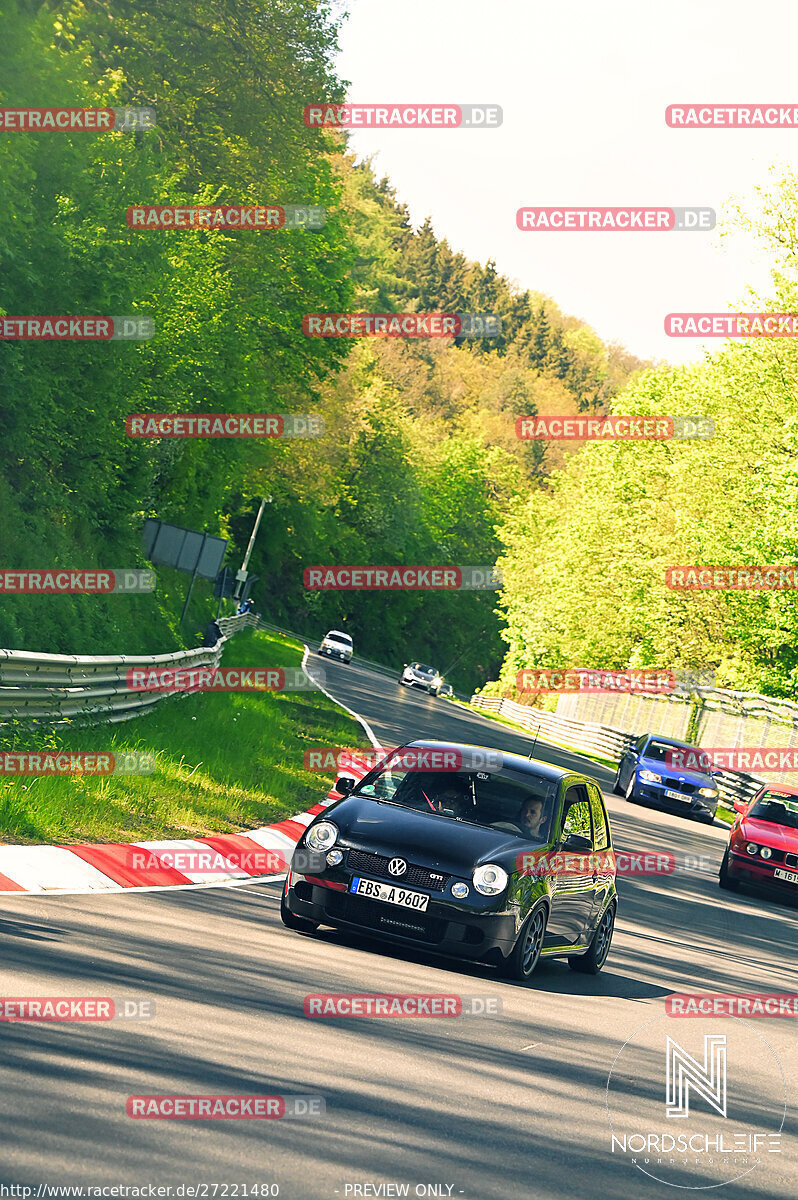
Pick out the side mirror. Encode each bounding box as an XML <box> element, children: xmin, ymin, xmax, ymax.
<box><xmin>561</xmin><ymin>832</ymin><xmax>592</xmax><ymax>852</ymax></box>
<box><xmin>335</xmin><ymin>775</ymin><xmax>356</xmax><ymax>796</ymax></box>
<box><xmin>733</xmin><ymin>798</ymin><xmax>750</xmax><ymax>816</ymax></box>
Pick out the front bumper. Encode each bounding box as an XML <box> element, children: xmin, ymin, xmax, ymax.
<box><xmin>726</xmin><ymin>849</ymin><xmax>798</xmax><ymax>892</ymax></box>
<box><xmin>402</xmin><ymin>676</ymin><xmax>435</xmax><ymax>690</ymax></box>
<box><xmin>286</xmin><ymin>874</ymin><xmax>518</xmax><ymax>960</ymax></box>
<box><xmin>634</xmin><ymin>779</ymin><xmax>717</xmax><ymax>817</ymax></box>
<box><xmin>320</xmin><ymin>647</ymin><xmax>351</xmax><ymax>661</ymax></box>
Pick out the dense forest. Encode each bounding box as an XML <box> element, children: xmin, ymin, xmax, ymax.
<box><xmin>0</xmin><ymin>0</ymin><xmax>643</xmax><ymax>690</ymax></box>
<box><xmin>4</xmin><ymin>1</ymin><xmax>796</xmax><ymax>699</ymax></box>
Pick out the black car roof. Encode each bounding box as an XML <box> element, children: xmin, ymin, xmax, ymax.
<box><xmin>405</xmin><ymin>739</ymin><xmax>572</xmax><ymax>782</ymax></box>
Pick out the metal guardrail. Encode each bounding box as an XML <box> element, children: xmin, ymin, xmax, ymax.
<box><xmin>468</xmin><ymin>694</ymin><xmax>764</xmax><ymax>811</ymax></box>
<box><xmin>0</xmin><ymin>612</ymin><xmax>256</xmax><ymax>728</ymax></box>
<box><xmin>469</xmin><ymin>695</ymin><xmax>636</xmax><ymax>760</ymax></box>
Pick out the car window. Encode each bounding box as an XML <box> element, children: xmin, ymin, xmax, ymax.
<box><xmin>351</xmin><ymin>764</ymin><xmax>558</xmax><ymax>840</ymax></box>
<box><xmin>562</xmin><ymin>785</ymin><xmax>593</xmax><ymax>845</ymax></box>
<box><xmin>749</xmin><ymin>793</ymin><xmax>798</xmax><ymax>829</ymax></box>
<box><xmin>588</xmin><ymin>783</ymin><xmax>609</xmax><ymax>850</ymax></box>
<box><xmin>635</xmin><ymin>735</ymin><xmax>648</xmax><ymax>753</ymax></box>
<box><xmin>644</xmin><ymin>739</ymin><xmax>681</xmax><ymax>762</ymax></box>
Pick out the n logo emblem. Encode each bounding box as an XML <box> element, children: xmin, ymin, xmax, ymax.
<box><xmin>666</xmin><ymin>1036</ymin><xmax>727</xmax><ymax>1119</ymax></box>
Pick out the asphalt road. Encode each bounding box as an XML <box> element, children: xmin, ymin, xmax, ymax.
<box><xmin>1</xmin><ymin>654</ymin><xmax>796</xmax><ymax>1198</ymax></box>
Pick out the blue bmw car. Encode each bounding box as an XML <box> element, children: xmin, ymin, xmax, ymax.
<box><xmin>612</xmin><ymin>733</ymin><xmax>720</xmax><ymax>823</ymax></box>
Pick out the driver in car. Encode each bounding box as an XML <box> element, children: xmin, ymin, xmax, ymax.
<box><xmin>519</xmin><ymin>796</ymin><xmax>547</xmax><ymax>839</ymax></box>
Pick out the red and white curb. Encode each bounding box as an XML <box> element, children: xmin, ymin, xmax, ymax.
<box><xmin>0</xmin><ymin>648</ymin><xmax>379</xmax><ymax>897</ymax></box>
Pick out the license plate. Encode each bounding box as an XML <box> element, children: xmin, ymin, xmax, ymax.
<box><xmin>774</xmin><ymin>868</ymin><xmax>798</xmax><ymax>884</ymax></box>
<box><xmin>349</xmin><ymin>876</ymin><xmax>430</xmax><ymax>911</ymax></box>
<box><xmin>665</xmin><ymin>788</ymin><xmax>687</xmax><ymax>801</ymax></box>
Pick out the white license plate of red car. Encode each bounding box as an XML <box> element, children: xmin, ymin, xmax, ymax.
<box><xmin>774</xmin><ymin>867</ymin><xmax>798</xmax><ymax>884</ymax></box>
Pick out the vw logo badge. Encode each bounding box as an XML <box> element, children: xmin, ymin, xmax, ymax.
<box><xmin>388</xmin><ymin>857</ymin><xmax>407</xmax><ymax>876</ymax></box>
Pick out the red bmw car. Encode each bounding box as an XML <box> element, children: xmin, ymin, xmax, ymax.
<box><xmin>719</xmin><ymin>783</ymin><xmax>798</xmax><ymax>899</ymax></box>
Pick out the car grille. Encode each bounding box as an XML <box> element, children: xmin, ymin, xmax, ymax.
<box><xmin>785</xmin><ymin>853</ymin><xmax>798</xmax><ymax>870</ymax></box>
<box><xmin>324</xmin><ymin>892</ymin><xmax>446</xmax><ymax>942</ymax></box>
<box><xmin>659</xmin><ymin>778</ymin><xmax>697</xmax><ymax>796</ymax></box>
<box><xmin>346</xmin><ymin>849</ymin><xmax>449</xmax><ymax>891</ymax></box>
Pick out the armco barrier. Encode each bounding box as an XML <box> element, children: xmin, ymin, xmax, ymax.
<box><xmin>468</xmin><ymin>694</ymin><xmax>764</xmax><ymax>812</ymax></box>
<box><xmin>468</xmin><ymin>695</ymin><xmax>635</xmax><ymax>760</ymax></box>
<box><xmin>0</xmin><ymin>612</ymin><xmax>256</xmax><ymax>728</ymax></box>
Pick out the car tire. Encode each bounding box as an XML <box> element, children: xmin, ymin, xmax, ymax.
<box><xmin>718</xmin><ymin>849</ymin><xmax>739</xmax><ymax>892</ymax></box>
<box><xmin>503</xmin><ymin>905</ymin><xmax>547</xmax><ymax>981</ymax></box>
<box><xmin>280</xmin><ymin>890</ymin><xmax>319</xmax><ymax>934</ymax></box>
<box><xmin>612</xmin><ymin>765</ymin><xmax>624</xmax><ymax>794</ymax></box>
<box><xmin>625</xmin><ymin>774</ymin><xmax>637</xmax><ymax>803</ymax></box>
<box><xmin>569</xmin><ymin>903</ymin><xmax>616</xmax><ymax>975</ymax></box>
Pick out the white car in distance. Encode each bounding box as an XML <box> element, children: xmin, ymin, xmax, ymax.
<box><xmin>318</xmin><ymin>630</ymin><xmax>353</xmax><ymax>663</ymax></box>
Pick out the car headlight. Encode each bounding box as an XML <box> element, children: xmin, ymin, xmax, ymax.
<box><xmin>746</xmin><ymin>842</ymin><xmax>758</xmax><ymax>856</ymax></box>
<box><xmin>639</xmin><ymin>769</ymin><xmax>662</xmax><ymax>783</ymax></box>
<box><xmin>306</xmin><ymin>821</ymin><xmax>338</xmax><ymax>852</ymax></box>
<box><xmin>432</xmin><ymin>675</ymin><xmax>442</xmax><ymax>686</ymax></box>
<box><xmin>760</xmin><ymin>846</ymin><xmax>772</xmax><ymax>860</ymax></box>
<box><xmin>473</xmin><ymin>863</ymin><xmax>508</xmax><ymax>896</ymax></box>
<box><xmin>698</xmin><ymin>787</ymin><xmax>718</xmax><ymax>798</ymax></box>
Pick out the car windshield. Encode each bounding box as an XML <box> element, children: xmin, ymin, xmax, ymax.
<box><xmin>411</xmin><ymin>663</ymin><xmax>434</xmax><ymax>674</ymax></box>
<box><xmin>351</xmin><ymin>759</ymin><xmax>559</xmax><ymax>842</ymax></box>
<box><xmin>644</xmin><ymin>739</ymin><xmax>689</xmax><ymax>762</ymax></box>
<box><xmin>327</xmin><ymin>633</ymin><xmax>352</xmax><ymax>645</ymax></box>
<box><xmin>748</xmin><ymin>793</ymin><xmax>798</xmax><ymax>829</ymax></box>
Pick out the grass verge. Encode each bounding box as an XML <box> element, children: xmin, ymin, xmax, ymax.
<box><xmin>0</xmin><ymin>629</ymin><xmax>359</xmax><ymax>845</ymax></box>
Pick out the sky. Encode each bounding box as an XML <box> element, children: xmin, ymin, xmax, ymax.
<box><xmin>334</xmin><ymin>0</ymin><xmax>798</xmax><ymax>366</ymax></box>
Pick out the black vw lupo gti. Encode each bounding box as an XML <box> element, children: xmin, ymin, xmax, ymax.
<box><xmin>281</xmin><ymin>741</ymin><xmax>618</xmax><ymax>981</ymax></box>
